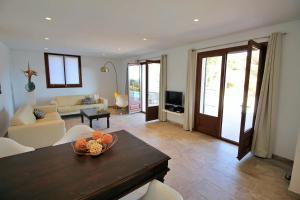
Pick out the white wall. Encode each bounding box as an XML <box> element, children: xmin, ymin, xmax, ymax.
<box><xmin>0</xmin><ymin>42</ymin><xmax>14</xmax><ymax>136</ymax></box>
<box><xmin>120</xmin><ymin>19</ymin><xmax>300</xmax><ymax>160</ymax></box>
<box><xmin>10</xmin><ymin>50</ymin><xmax>122</xmax><ymax>107</ymax></box>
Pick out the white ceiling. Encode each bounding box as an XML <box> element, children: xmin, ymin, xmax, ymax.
<box><xmin>0</xmin><ymin>0</ymin><xmax>299</xmax><ymax>58</ymax></box>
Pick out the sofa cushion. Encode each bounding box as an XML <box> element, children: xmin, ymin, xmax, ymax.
<box><xmin>33</xmin><ymin>108</ymin><xmax>45</xmax><ymax>119</ymax></box>
<box><xmin>36</xmin><ymin>112</ymin><xmax>61</xmax><ymax>123</ymax></box>
<box><xmin>57</xmin><ymin>104</ymin><xmax>103</xmax><ymax>114</ymax></box>
<box><xmin>81</xmin><ymin>96</ymin><xmax>96</xmax><ymax>105</ymax></box>
<box><xmin>10</xmin><ymin>105</ymin><xmax>36</xmax><ymax>126</ymax></box>
<box><xmin>54</xmin><ymin>95</ymin><xmax>86</xmax><ymax>106</ymax></box>
<box><xmin>79</xmin><ymin>104</ymin><xmax>103</xmax><ymax>110</ymax></box>
<box><xmin>57</xmin><ymin>105</ymin><xmax>79</xmax><ymax>113</ymax></box>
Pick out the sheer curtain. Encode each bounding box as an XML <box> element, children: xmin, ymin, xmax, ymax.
<box><xmin>159</xmin><ymin>55</ymin><xmax>167</xmax><ymax>121</ymax></box>
<box><xmin>252</xmin><ymin>32</ymin><xmax>283</xmax><ymax>158</ymax></box>
<box><xmin>183</xmin><ymin>50</ymin><xmax>197</xmax><ymax>131</ymax></box>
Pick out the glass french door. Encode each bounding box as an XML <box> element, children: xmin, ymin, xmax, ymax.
<box><xmin>194</xmin><ymin>41</ymin><xmax>266</xmax><ymax>160</ymax></box>
<box><xmin>237</xmin><ymin>40</ymin><xmax>265</xmax><ymax>160</ymax></box>
<box><xmin>128</xmin><ymin>64</ymin><xmax>142</xmax><ymax>113</ymax></box>
<box><xmin>141</xmin><ymin>64</ymin><xmax>146</xmax><ymax>112</ymax></box>
<box><xmin>194</xmin><ymin>52</ymin><xmax>224</xmax><ymax>137</ymax></box>
<box><xmin>145</xmin><ymin>60</ymin><xmax>161</xmax><ymax>121</ymax></box>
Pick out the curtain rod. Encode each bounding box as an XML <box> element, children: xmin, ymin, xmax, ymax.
<box><xmin>137</xmin><ymin>56</ymin><xmax>161</xmax><ymax>63</ymax></box>
<box><xmin>194</xmin><ymin>32</ymin><xmax>287</xmax><ymax>52</ymax></box>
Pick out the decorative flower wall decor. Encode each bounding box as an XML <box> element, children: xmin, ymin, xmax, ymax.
<box><xmin>23</xmin><ymin>62</ymin><xmax>38</xmax><ymax>92</ymax></box>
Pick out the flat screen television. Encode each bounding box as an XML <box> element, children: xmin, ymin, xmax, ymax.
<box><xmin>165</xmin><ymin>91</ymin><xmax>183</xmax><ymax>106</ymax></box>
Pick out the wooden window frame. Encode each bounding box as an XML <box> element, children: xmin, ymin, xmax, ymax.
<box><xmin>44</xmin><ymin>52</ymin><xmax>82</xmax><ymax>88</ymax></box>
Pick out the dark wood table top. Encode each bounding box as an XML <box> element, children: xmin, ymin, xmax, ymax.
<box><xmin>80</xmin><ymin>108</ymin><xmax>110</xmax><ymax>117</ymax></box>
<box><xmin>0</xmin><ymin>130</ymin><xmax>170</xmax><ymax>200</ymax></box>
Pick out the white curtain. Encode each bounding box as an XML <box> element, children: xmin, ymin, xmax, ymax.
<box><xmin>183</xmin><ymin>50</ymin><xmax>197</xmax><ymax>131</ymax></box>
<box><xmin>252</xmin><ymin>32</ymin><xmax>282</xmax><ymax>158</ymax></box>
<box><xmin>158</xmin><ymin>55</ymin><xmax>167</xmax><ymax>121</ymax></box>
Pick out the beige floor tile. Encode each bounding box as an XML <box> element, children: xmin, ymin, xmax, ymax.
<box><xmin>64</xmin><ymin>111</ymin><xmax>300</xmax><ymax>200</ymax></box>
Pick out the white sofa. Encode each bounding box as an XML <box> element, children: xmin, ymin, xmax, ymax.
<box><xmin>8</xmin><ymin>104</ymin><xmax>65</xmax><ymax>149</ymax></box>
<box><xmin>51</xmin><ymin>94</ymin><xmax>108</xmax><ymax>116</ymax></box>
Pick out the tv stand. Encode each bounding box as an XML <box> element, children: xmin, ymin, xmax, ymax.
<box><xmin>163</xmin><ymin>109</ymin><xmax>184</xmax><ymax>116</ymax></box>
<box><xmin>165</xmin><ymin>104</ymin><xmax>184</xmax><ymax>113</ymax></box>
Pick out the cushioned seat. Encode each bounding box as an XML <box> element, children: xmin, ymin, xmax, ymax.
<box><xmin>52</xmin><ymin>94</ymin><xmax>108</xmax><ymax>116</ymax></box>
<box><xmin>0</xmin><ymin>137</ymin><xmax>35</xmax><ymax>158</ymax></box>
<box><xmin>57</xmin><ymin>104</ymin><xmax>104</xmax><ymax>114</ymax></box>
<box><xmin>36</xmin><ymin>112</ymin><xmax>61</xmax><ymax>123</ymax></box>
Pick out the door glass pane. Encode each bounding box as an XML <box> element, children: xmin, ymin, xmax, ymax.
<box><xmin>199</xmin><ymin>56</ymin><xmax>222</xmax><ymax>117</ymax></box>
<box><xmin>221</xmin><ymin>52</ymin><xmax>247</xmax><ymax>142</ymax></box>
<box><xmin>128</xmin><ymin>65</ymin><xmax>141</xmax><ymax>113</ymax></box>
<box><xmin>244</xmin><ymin>48</ymin><xmax>260</xmax><ymax>131</ymax></box>
<box><xmin>141</xmin><ymin>64</ymin><xmax>146</xmax><ymax>112</ymax></box>
<box><xmin>48</xmin><ymin>55</ymin><xmax>65</xmax><ymax>84</ymax></box>
<box><xmin>65</xmin><ymin>56</ymin><xmax>80</xmax><ymax>84</ymax></box>
<box><xmin>148</xmin><ymin>63</ymin><xmax>160</xmax><ymax>107</ymax></box>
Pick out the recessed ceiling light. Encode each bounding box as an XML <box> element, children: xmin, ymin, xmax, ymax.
<box><xmin>45</xmin><ymin>17</ymin><xmax>52</xmax><ymax>21</ymax></box>
<box><xmin>193</xmin><ymin>18</ymin><xmax>199</xmax><ymax>22</ymax></box>
<box><xmin>143</xmin><ymin>38</ymin><xmax>147</xmax><ymax>41</ymax></box>
<box><xmin>44</xmin><ymin>37</ymin><xmax>49</xmax><ymax>40</ymax></box>
<box><xmin>44</xmin><ymin>48</ymin><xmax>48</xmax><ymax>50</ymax></box>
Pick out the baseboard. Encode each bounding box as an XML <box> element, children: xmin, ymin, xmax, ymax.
<box><xmin>272</xmin><ymin>154</ymin><xmax>294</xmax><ymax>165</ymax></box>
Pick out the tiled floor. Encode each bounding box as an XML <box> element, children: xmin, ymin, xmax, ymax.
<box><xmin>64</xmin><ymin>111</ymin><xmax>299</xmax><ymax>200</ymax></box>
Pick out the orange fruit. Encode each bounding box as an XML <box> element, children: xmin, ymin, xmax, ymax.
<box><xmin>75</xmin><ymin>138</ymin><xmax>87</xmax><ymax>152</ymax></box>
<box><xmin>102</xmin><ymin>134</ymin><xmax>113</xmax><ymax>144</ymax></box>
<box><xmin>92</xmin><ymin>131</ymin><xmax>103</xmax><ymax>140</ymax></box>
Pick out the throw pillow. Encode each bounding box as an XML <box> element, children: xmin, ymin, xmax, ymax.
<box><xmin>33</xmin><ymin>109</ymin><xmax>45</xmax><ymax>119</ymax></box>
<box><xmin>82</xmin><ymin>97</ymin><xmax>96</xmax><ymax>105</ymax></box>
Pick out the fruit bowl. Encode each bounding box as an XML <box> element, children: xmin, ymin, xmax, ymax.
<box><xmin>71</xmin><ymin>133</ymin><xmax>118</xmax><ymax>156</ymax></box>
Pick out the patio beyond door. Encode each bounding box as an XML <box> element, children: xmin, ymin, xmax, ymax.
<box><xmin>128</xmin><ymin>64</ymin><xmax>142</xmax><ymax>114</ymax></box>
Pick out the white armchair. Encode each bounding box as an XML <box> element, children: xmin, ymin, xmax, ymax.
<box><xmin>141</xmin><ymin>180</ymin><xmax>183</xmax><ymax>200</ymax></box>
<box><xmin>0</xmin><ymin>137</ymin><xmax>35</xmax><ymax>158</ymax></box>
<box><xmin>115</xmin><ymin>92</ymin><xmax>128</xmax><ymax>114</ymax></box>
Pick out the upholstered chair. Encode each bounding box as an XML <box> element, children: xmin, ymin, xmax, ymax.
<box><xmin>53</xmin><ymin>125</ymin><xmax>94</xmax><ymax>146</ymax></box>
<box><xmin>140</xmin><ymin>180</ymin><xmax>183</xmax><ymax>200</ymax></box>
<box><xmin>0</xmin><ymin>137</ymin><xmax>35</xmax><ymax>158</ymax></box>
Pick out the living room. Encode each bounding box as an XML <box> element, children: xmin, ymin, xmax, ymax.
<box><xmin>1</xmin><ymin>0</ymin><xmax>300</xmax><ymax>199</ymax></box>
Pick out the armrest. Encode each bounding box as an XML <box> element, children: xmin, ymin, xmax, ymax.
<box><xmin>34</xmin><ymin>105</ymin><xmax>57</xmax><ymax>113</ymax></box>
<box><xmin>8</xmin><ymin>120</ymin><xmax>65</xmax><ymax>149</ymax></box>
<box><xmin>98</xmin><ymin>97</ymin><xmax>108</xmax><ymax>110</ymax></box>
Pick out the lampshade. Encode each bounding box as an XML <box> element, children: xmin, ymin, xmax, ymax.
<box><xmin>100</xmin><ymin>66</ymin><xmax>109</xmax><ymax>72</ymax></box>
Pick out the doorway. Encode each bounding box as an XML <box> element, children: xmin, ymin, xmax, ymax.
<box><xmin>127</xmin><ymin>60</ymin><xmax>161</xmax><ymax>121</ymax></box>
<box><xmin>194</xmin><ymin>41</ymin><xmax>267</xmax><ymax>159</ymax></box>
<box><xmin>221</xmin><ymin>51</ymin><xmax>247</xmax><ymax>143</ymax></box>
<box><xmin>128</xmin><ymin>64</ymin><xmax>142</xmax><ymax>113</ymax></box>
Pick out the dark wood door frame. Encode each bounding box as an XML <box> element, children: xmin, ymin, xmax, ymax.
<box><xmin>194</xmin><ymin>45</ymin><xmax>248</xmax><ymax>140</ymax></box>
<box><xmin>194</xmin><ymin>44</ymin><xmax>267</xmax><ymax>147</ymax></box>
<box><xmin>237</xmin><ymin>41</ymin><xmax>267</xmax><ymax>160</ymax></box>
<box><xmin>194</xmin><ymin>51</ymin><xmax>226</xmax><ymax>138</ymax></box>
<box><xmin>144</xmin><ymin>60</ymin><xmax>161</xmax><ymax>121</ymax></box>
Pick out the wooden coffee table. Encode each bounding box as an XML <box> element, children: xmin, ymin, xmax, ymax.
<box><xmin>80</xmin><ymin>108</ymin><xmax>110</xmax><ymax>128</ymax></box>
<box><xmin>0</xmin><ymin>130</ymin><xmax>170</xmax><ymax>200</ymax></box>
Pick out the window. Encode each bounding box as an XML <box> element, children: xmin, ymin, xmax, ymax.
<box><xmin>44</xmin><ymin>53</ymin><xmax>82</xmax><ymax>88</ymax></box>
